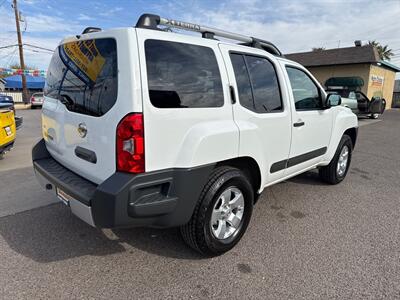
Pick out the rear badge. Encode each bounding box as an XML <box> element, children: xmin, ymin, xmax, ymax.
<box><xmin>77</xmin><ymin>122</ymin><xmax>87</xmax><ymax>138</ymax></box>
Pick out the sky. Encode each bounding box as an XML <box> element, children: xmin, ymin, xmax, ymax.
<box><xmin>0</xmin><ymin>0</ymin><xmax>399</xmax><ymax>73</ymax></box>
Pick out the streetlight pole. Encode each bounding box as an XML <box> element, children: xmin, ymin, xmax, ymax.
<box><xmin>13</xmin><ymin>0</ymin><xmax>29</xmax><ymax>104</ymax></box>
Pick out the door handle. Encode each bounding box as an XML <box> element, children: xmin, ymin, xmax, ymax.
<box><xmin>229</xmin><ymin>85</ymin><xmax>236</xmax><ymax>104</ymax></box>
<box><xmin>293</xmin><ymin>121</ymin><xmax>305</xmax><ymax>127</ymax></box>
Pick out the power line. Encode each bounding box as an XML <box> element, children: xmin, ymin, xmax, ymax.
<box><xmin>24</xmin><ymin>43</ymin><xmax>54</xmax><ymax>52</ymax></box>
<box><xmin>0</xmin><ymin>44</ymin><xmax>18</xmax><ymax>50</ymax></box>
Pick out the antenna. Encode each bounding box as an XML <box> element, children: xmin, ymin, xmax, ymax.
<box><xmin>136</xmin><ymin>13</ymin><xmax>282</xmax><ymax>56</ymax></box>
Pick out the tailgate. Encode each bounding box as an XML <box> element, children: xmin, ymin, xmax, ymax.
<box><xmin>0</xmin><ymin>109</ymin><xmax>16</xmax><ymax>145</ymax></box>
<box><xmin>42</xmin><ymin>29</ymin><xmax>140</xmax><ymax>184</ymax></box>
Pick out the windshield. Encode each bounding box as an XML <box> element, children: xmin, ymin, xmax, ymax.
<box><xmin>44</xmin><ymin>38</ymin><xmax>118</xmax><ymax>117</ymax></box>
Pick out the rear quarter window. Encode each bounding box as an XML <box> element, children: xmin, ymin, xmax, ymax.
<box><xmin>145</xmin><ymin>39</ymin><xmax>224</xmax><ymax>108</ymax></box>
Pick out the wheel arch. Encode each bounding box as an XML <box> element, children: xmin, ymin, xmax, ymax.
<box><xmin>216</xmin><ymin>156</ymin><xmax>262</xmax><ymax>201</ymax></box>
<box><xmin>343</xmin><ymin>127</ymin><xmax>358</xmax><ymax>148</ymax></box>
<box><xmin>324</xmin><ymin>109</ymin><xmax>358</xmax><ymax>164</ymax></box>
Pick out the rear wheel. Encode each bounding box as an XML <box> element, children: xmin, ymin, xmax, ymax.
<box><xmin>319</xmin><ymin>135</ymin><xmax>353</xmax><ymax>184</ymax></box>
<box><xmin>180</xmin><ymin>166</ymin><xmax>254</xmax><ymax>256</ymax></box>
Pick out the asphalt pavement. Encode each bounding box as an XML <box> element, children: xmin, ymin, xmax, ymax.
<box><xmin>0</xmin><ymin>109</ymin><xmax>399</xmax><ymax>299</ymax></box>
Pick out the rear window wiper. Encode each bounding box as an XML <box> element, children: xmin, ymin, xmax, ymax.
<box><xmin>59</xmin><ymin>94</ymin><xmax>74</xmax><ymax>106</ymax></box>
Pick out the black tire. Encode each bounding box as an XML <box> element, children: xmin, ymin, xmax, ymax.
<box><xmin>381</xmin><ymin>99</ymin><xmax>386</xmax><ymax>114</ymax></box>
<box><xmin>180</xmin><ymin>166</ymin><xmax>254</xmax><ymax>256</ymax></box>
<box><xmin>369</xmin><ymin>113</ymin><xmax>379</xmax><ymax>119</ymax></box>
<box><xmin>319</xmin><ymin>135</ymin><xmax>353</xmax><ymax>184</ymax></box>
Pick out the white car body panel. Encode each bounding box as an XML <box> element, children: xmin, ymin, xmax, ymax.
<box><xmin>41</xmin><ymin>27</ymin><xmax>358</xmax><ymax>192</ymax></box>
<box><xmin>218</xmin><ymin>43</ymin><xmax>292</xmax><ymax>187</ymax></box>
<box><xmin>278</xmin><ymin>59</ymin><xmax>334</xmax><ymax>175</ymax></box>
<box><xmin>42</xmin><ymin>28</ymin><xmax>141</xmax><ymax>184</ymax></box>
<box><xmin>136</xmin><ymin>28</ymin><xmax>239</xmax><ymax>172</ymax></box>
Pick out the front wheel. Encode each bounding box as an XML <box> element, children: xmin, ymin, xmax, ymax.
<box><xmin>369</xmin><ymin>113</ymin><xmax>379</xmax><ymax>119</ymax></box>
<box><xmin>180</xmin><ymin>166</ymin><xmax>254</xmax><ymax>256</ymax></box>
<box><xmin>319</xmin><ymin>135</ymin><xmax>353</xmax><ymax>184</ymax></box>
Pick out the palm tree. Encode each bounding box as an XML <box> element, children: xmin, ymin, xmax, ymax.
<box><xmin>368</xmin><ymin>41</ymin><xmax>394</xmax><ymax>61</ymax></box>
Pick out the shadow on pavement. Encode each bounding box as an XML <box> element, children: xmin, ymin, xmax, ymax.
<box><xmin>287</xmin><ymin>170</ymin><xmax>327</xmax><ymax>186</ymax></box>
<box><xmin>0</xmin><ymin>203</ymin><xmax>201</xmax><ymax>263</ymax></box>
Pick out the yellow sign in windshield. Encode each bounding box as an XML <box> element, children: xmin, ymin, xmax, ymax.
<box><xmin>62</xmin><ymin>40</ymin><xmax>105</xmax><ymax>83</ymax></box>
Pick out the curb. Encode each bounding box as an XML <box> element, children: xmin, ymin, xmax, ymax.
<box><xmin>15</xmin><ymin>104</ymin><xmax>31</xmax><ymax>110</ymax></box>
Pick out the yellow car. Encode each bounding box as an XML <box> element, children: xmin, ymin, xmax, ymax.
<box><xmin>0</xmin><ymin>108</ymin><xmax>16</xmax><ymax>159</ymax></box>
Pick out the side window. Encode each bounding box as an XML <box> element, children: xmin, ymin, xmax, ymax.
<box><xmin>230</xmin><ymin>53</ymin><xmax>282</xmax><ymax>113</ymax></box>
<box><xmin>230</xmin><ymin>54</ymin><xmax>254</xmax><ymax>111</ymax></box>
<box><xmin>286</xmin><ymin>67</ymin><xmax>322</xmax><ymax>110</ymax></box>
<box><xmin>145</xmin><ymin>40</ymin><xmax>224</xmax><ymax>108</ymax></box>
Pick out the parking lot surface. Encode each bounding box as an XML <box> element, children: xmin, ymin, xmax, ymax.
<box><xmin>0</xmin><ymin>109</ymin><xmax>399</xmax><ymax>299</ymax></box>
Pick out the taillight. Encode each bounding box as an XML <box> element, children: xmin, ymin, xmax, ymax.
<box><xmin>31</xmin><ymin>97</ymin><xmax>35</xmax><ymax>102</ymax></box>
<box><xmin>116</xmin><ymin>113</ymin><xmax>145</xmax><ymax>173</ymax></box>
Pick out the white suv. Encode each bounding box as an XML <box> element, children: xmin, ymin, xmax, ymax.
<box><xmin>32</xmin><ymin>14</ymin><xmax>358</xmax><ymax>256</ymax></box>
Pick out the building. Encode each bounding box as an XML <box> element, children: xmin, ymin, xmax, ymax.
<box><xmin>3</xmin><ymin>74</ymin><xmax>45</xmax><ymax>91</ymax></box>
<box><xmin>286</xmin><ymin>44</ymin><xmax>400</xmax><ymax>108</ymax></box>
<box><xmin>1</xmin><ymin>75</ymin><xmax>45</xmax><ymax>102</ymax></box>
<box><xmin>393</xmin><ymin>80</ymin><xmax>400</xmax><ymax>108</ymax></box>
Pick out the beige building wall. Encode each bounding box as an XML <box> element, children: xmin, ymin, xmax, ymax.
<box><xmin>367</xmin><ymin>65</ymin><xmax>395</xmax><ymax>109</ymax></box>
<box><xmin>308</xmin><ymin>64</ymin><xmax>371</xmax><ymax>95</ymax></box>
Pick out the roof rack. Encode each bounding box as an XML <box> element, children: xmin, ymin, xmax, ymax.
<box><xmin>82</xmin><ymin>27</ymin><xmax>102</xmax><ymax>34</ymax></box>
<box><xmin>136</xmin><ymin>13</ymin><xmax>282</xmax><ymax>57</ymax></box>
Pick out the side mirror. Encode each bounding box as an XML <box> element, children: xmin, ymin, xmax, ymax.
<box><xmin>326</xmin><ymin>93</ymin><xmax>341</xmax><ymax>107</ymax></box>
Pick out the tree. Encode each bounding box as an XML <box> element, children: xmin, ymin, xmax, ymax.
<box><xmin>312</xmin><ymin>47</ymin><xmax>326</xmax><ymax>51</ymax></box>
<box><xmin>368</xmin><ymin>41</ymin><xmax>394</xmax><ymax>61</ymax></box>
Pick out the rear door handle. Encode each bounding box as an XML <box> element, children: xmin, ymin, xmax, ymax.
<box><xmin>293</xmin><ymin>121</ymin><xmax>305</xmax><ymax>127</ymax></box>
<box><xmin>75</xmin><ymin>146</ymin><xmax>97</xmax><ymax>164</ymax></box>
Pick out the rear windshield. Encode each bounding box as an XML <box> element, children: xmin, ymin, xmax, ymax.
<box><xmin>45</xmin><ymin>38</ymin><xmax>118</xmax><ymax>117</ymax></box>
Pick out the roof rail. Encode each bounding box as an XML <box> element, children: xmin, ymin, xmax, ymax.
<box><xmin>136</xmin><ymin>13</ymin><xmax>282</xmax><ymax>56</ymax></box>
<box><xmin>82</xmin><ymin>27</ymin><xmax>102</xmax><ymax>34</ymax></box>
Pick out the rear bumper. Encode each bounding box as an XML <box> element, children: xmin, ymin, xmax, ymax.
<box><xmin>32</xmin><ymin>139</ymin><xmax>214</xmax><ymax>228</ymax></box>
<box><xmin>15</xmin><ymin>116</ymin><xmax>23</xmax><ymax>129</ymax></box>
<box><xmin>0</xmin><ymin>140</ymin><xmax>14</xmax><ymax>153</ymax></box>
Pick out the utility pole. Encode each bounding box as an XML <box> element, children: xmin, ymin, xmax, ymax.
<box><xmin>13</xmin><ymin>0</ymin><xmax>29</xmax><ymax>104</ymax></box>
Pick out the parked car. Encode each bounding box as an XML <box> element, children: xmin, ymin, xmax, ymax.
<box><xmin>327</xmin><ymin>89</ymin><xmax>385</xmax><ymax>119</ymax></box>
<box><xmin>0</xmin><ymin>108</ymin><xmax>16</xmax><ymax>159</ymax></box>
<box><xmin>30</xmin><ymin>92</ymin><xmax>44</xmax><ymax>108</ymax></box>
<box><xmin>0</xmin><ymin>94</ymin><xmax>23</xmax><ymax>129</ymax></box>
<box><xmin>32</xmin><ymin>14</ymin><xmax>358</xmax><ymax>256</ymax></box>
<box><xmin>0</xmin><ymin>94</ymin><xmax>15</xmax><ymax>112</ymax></box>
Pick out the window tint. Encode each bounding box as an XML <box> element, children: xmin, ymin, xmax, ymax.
<box><xmin>230</xmin><ymin>53</ymin><xmax>282</xmax><ymax>113</ymax></box>
<box><xmin>45</xmin><ymin>38</ymin><xmax>118</xmax><ymax>117</ymax></box>
<box><xmin>286</xmin><ymin>67</ymin><xmax>321</xmax><ymax>110</ymax></box>
<box><xmin>230</xmin><ymin>54</ymin><xmax>253</xmax><ymax>111</ymax></box>
<box><xmin>145</xmin><ymin>40</ymin><xmax>224</xmax><ymax>108</ymax></box>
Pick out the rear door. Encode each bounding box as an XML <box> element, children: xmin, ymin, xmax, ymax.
<box><xmin>42</xmin><ymin>29</ymin><xmax>141</xmax><ymax>184</ymax></box>
<box><xmin>219</xmin><ymin>44</ymin><xmax>292</xmax><ymax>186</ymax></box>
